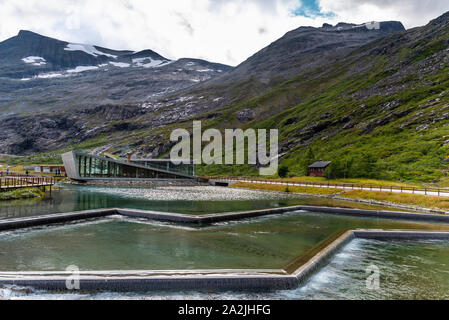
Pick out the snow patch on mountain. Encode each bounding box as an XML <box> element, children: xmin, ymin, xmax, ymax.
<box><xmin>132</xmin><ymin>57</ymin><xmax>162</xmax><ymax>68</ymax></box>
<box><xmin>67</xmin><ymin>66</ymin><xmax>99</xmax><ymax>73</ymax></box>
<box><xmin>64</xmin><ymin>43</ymin><xmax>117</xmax><ymax>59</ymax></box>
<box><xmin>20</xmin><ymin>64</ymin><xmax>106</xmax><ymax>81</ymax></box>
<box><xmin>132</xmin><ymin>57</ymin><xmax>173</xmax><ymax>68</ymax></box>
<box><xmin>22</xmin><ymin>56</ymin><xmax>46</xmax><ymax>66</ymax></box>
<box><xmin>110</xmin><ymin>62</ymin><xmax>130</xmax><ymax>68</ymax></box>
<box><xmin>21</xmin><ymin>72</ymin><xmax>69</xmax><ymax>81</ymax></box>
<box><xmin>37</xmin><ymin>72</ymin><xmax>66</xmax><ymax>79</ymax></box>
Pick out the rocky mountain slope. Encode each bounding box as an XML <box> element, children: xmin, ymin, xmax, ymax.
<box><xmin>0</xmin><ymin>19</ymin><xmax>404</xmax><ymax>155</ymax></box>
<box><xmin>2</xmin><ymin>13</ymin><xmax>449</xmax><ymax>182</ymax></box>
<box><xmin>193</xmin><ymin>21</ymin><xmax>405</xmax><ymax>104</ymax></box>
<box><xmin>0</xmin><ymin>30</ymin><xmax>231</xmax><ymax>114</ymax></box>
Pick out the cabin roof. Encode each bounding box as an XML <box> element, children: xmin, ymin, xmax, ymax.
<box><xmin>309</xmin><ymin>161</ymin><xmax>332</xmax><ymax>169</ymax></box>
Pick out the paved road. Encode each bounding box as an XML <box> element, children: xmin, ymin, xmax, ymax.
<box><xmin>221</xmin><ymin>179</ymin><xmax>449</xmax><ymax>197</ymax></box>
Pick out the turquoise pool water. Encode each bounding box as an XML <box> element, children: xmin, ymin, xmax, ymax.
<box><xmin>0</xmin><ymin>211</ymin><xmax>447</xmax><ymax>271</ymax></box>
<box><xmin>0</xmin><ymin>184</ymin><xmax>407</xmax><ymax>220</ymax></box>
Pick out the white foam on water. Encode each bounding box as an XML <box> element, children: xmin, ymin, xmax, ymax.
<box><xmin>210</xmin><ymin>210</ymin><xmax>306</xmax><ymax>228</ymax></box>
<box><xmin>116</xmin><ymin>216</ymin><xmax>199</xmax><ymax>231</ymax></box>
<box><xmin>0</xmin><ymin>218</ymin><xmax>112</xmax><ymax>241</ymax></box>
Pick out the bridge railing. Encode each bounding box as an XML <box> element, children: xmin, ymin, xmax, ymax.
<box><xmin>0</xmin><ymin>172</ymin><xmax>55</xmax><ymax>189</ymax></box>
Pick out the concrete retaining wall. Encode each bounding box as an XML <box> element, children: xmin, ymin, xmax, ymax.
<box><xmin>354</xmin><ymin>230</ymin><xmax>449</xmax><ymax>240</ymax></box>
<box><xmin>2</xmin><ymin>204</ymin><xmax>449</xmax><ymax>231</ymax></box>
<box><xmin>291</xmin><ymin>231</ymin><xmax>355</xmax><ymax>284</ymax></box>
<box><xmin>1</xmin><ymin>275</ymin><xmax>298</xmax><ymax>292</ymax></box>
<box><xmin>118</xmin><ymin>205</ymin><xmax>449</xmax><ymax>225</ymax></box>
<box><xmin>0</xmin><ymin>209</ymin><xmax>115</xmax><ymax>231</ymax></box>
<box><xmin>297</xmin><ymin>205</ymin><xmax>449</xmax><ymax>223</ymax></box>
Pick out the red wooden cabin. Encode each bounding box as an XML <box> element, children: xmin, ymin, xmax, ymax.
<box><xmin>308</xmin><ymin>161</ymin><xmax>331</xmax><ymax>177</ymax></box>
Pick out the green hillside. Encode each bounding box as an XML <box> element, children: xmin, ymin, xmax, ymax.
<box><xmin>194</xmin><ymin>12</ymin><xmax>449</xmax><ymax>182</ymax></box>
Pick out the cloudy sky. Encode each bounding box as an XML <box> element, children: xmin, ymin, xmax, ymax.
<box><xmin>0</xmin><ymin>0</ymin><xmax>448</xmax><ymax>66</ymax></box>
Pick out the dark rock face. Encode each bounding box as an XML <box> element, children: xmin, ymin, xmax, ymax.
<box><xmin>235</xmin><ymin>109</ymin><xmax>255</xmax><ymax>122</ymax></box>
<box><xmin>8</xmin><ymin>138</ymin><xmax>35</xmax><ymax>155</ymax></box>
<box><xmin>284</xmin><ymin>118</ymin><xmax>298</xmax><ymax>126</ymax></box>
<box><xmin>0</xmin><ymin>104</ymin><xmax>143</xmax><ymax>154</ymax></box>
<box><xmin>112</xmin><ymin>122</ymin><xmax>142</xmax><ymax>131</ymax></box>
<box><xmin>297</xmin><ymin>121</ymin><xmax>333</xmax><ymax>140</ymax></box>
<box><xmin>378</xmin><ymin>21</ymin><xmax>407</xmax><ymax>33</ymax></box>
<box><xmin>82</xmin><ymin>105</ymin><xmax>144</xmax><ymax>121</ymax></box>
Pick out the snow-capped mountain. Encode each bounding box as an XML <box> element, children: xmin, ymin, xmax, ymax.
<box><xmin>0</xmin><ymin>30</ymin><xmax>175</xmax><ymax>79</ymax></box>
<box><xmin>0</xmin><ymin>30</ymin><xmax>231</xmax><ymax>113</ymax></box>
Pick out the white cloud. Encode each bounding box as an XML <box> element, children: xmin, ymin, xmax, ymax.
<box><xmin>320</xmin><ymin>0</ymin><xmax>449</xmax><ymax>28</ymax></box>
<box><xmin>0</xmin><ymin>0</ymin><xmax>448</xmax><ymax>66</ymax></box>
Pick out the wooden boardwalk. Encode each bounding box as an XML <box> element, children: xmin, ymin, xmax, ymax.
<box><xmin>0</xmin><ymin>172</ymin><xmax>55</xmax><ymax>191</ymax></box>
